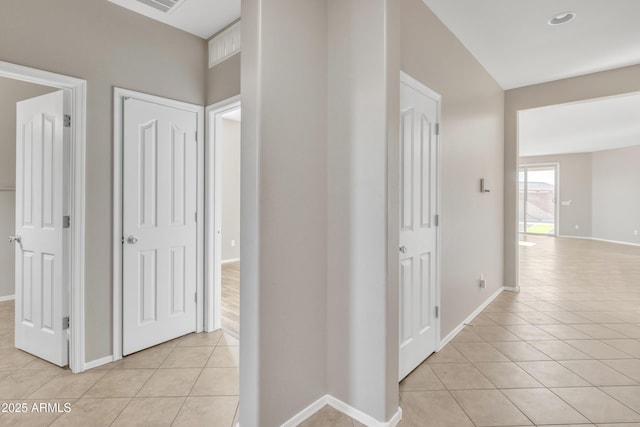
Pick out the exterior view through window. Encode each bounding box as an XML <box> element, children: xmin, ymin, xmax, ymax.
<box><xmin>519</xmin><ymin>165</ymin><xmax>557</xmax><ymax>235</ymax></box>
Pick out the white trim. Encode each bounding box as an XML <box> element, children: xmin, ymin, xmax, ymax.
<box><xmin>326</xmin><ymin>396</ymin><xmax>402</xmax><ymax>427</ymax></box>
<box><xmin>0</xmin><ymin>295</ymin><xmax>15</xmax><ymax>302</ymax></box>
<box><xmin>0</xmin><ymin>185</ymin><xmax>15</xmax><ymax>191</ymax></box>
<box><xmin>0</xmin><ymin>60</ymin><xmax>87</xmax><ymax>374</ymax></box>
<box><xmin>112</xmin><ymin>87</ymin><xmax>205</xmax><ymax>361</ymax></box>
<box><xmin>558</xmin><ymin>234</ymin><xmax>591</xmax><ymax>240</ymax></box>
<box><xmin>205</xmin><ymin>95</ymin><xmax>241</xmax><ymax>332</ymax></box>
<box><xmin>221</xmin><ymin>257</ymin><xmax>240</xmax><ymax>264</ymax></box>
<box><xmin>83</xmin><ymin>355</ymin><xmax>113</xmax><ymax>371</ymax></box>
<box><xmin>438</xmin><ymin>286</ymin><xmax>504</xmax><ymax>350</ymax></box>
<box><xmin>398</xmin><ymin>72</ymin><xmax>443</xmax><ymax>365</ymax></box>
<box><xmin>590</xmin><ymin>237</ymin><xmax>640</xmax><ymax>247</ymax></box>
<box><xmin>558</xmin><ymin>235</ymin><xmax>640</xmax><ymax>247</ymax></box>
<box><xmin>280</xmin><ymin>396</ymin><xmax>328</xmax><ymax>427</ymax></box>
<box><xmin>504</xmin><ymin>286</ymin><xmax>520</xmax><ymax>292</ymax></box>
<box><xmin>280</xmin><ymin>395</ymin><xmax>402</xmax><ymax>427</ymax></box>
<box><xmin>518</xmin><ymin>162</ymin><xmax>560</xmax><ymax>237</ymax></box>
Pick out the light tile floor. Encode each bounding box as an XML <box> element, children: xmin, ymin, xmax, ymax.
<box><xmin>3</xmin><ymin>235</ymin><xmax>640</xmax><ymax>426</ymax></box>
<box><xmin>0</xmin><ymin>300</ymin><xmax>239</xmax><ymax>426</ymax></box>
<box><xmin>306</xmin><ymin>235</ymin><xmax>640</xmax><ymax>426</ymax></box>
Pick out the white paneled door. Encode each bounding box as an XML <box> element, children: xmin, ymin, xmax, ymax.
<box><xmin>14</xmin><ymin>90</ymin><xmax>69</xmax><ymax>367</ymax></box>
<box><xmin>399</xmin><ymin>76</ymin><xmax>440</xmax><ymax>380</ymax></box>
<box><xmin>123</xmin><ymin>98</ymin><xmax>198</xmax><ymax>356</ymax></box>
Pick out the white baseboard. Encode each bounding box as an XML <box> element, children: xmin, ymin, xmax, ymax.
<box><xmin>438</xmin><ymin>286</ymin><xmax>504</xmax><ymax>350</ymax></box>
<box><xmin>0</xmin><ymin>295</ymin><xmax>15</xmax><ymax>302</ymax></box>
<box><xmin>591</xmin><ymin>237</ymin><xmax>640</xmax><ymax>247</ymax></box>
<box><xmin>504</xmin><ymin>286</ymin><xmax>520</xmax><ymax>292</ymax></box>
<box><xmin>221</xmin><ymin>257</ymin><xmax>240</xmax><ymax>264</ymax></box>
<box><xmin>280</xmin><ymin>395</ymin><xmax>327</xmax><ymax>427</ymax></box>
<box><xmin>280</xmin><ymin>395</ymin><xmax>402</xmax><ymax>427</ymax></box>
<box><xmin>558</xmin><ymin>235</ymin><xmax>640</xmax><ymax>247</ymax></box>
<box><xmin>558</xmin><ymin>235</ymin><xmax>591</xmax><ymax>240</ymax></box>
<box><xmin>84</xmin><ymin>355</ymin><xmax>114</xmax><ymax>371</ymax></box>
<box><xmin>327</xmin><ymin>396</ymin><xmax>402</xmax><ymax>427</ymax></box>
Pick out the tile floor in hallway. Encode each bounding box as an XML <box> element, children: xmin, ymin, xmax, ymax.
<box><xmin>2</xmin><ymin>235</ymin><xmax>640</xmax><ymax>426</ymax></box>
<box><xmin>306</xmin><ymin>235</ymin><xmax>640</xmax><ymax>426</ymax></box>
<box><xmin>0</xmin><ymin>301</ymin><xmax>239</xmax><ymax>426</ymax></box>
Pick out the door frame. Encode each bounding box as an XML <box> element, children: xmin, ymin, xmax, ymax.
<box><xmin>112</xmin><ymin>88</ymin><xmax>205</xmax><ymax>361</ymax></box>
<box><xmin>518</xmin><ymin>162</ymin><xmax>560</xmax><ymax>237</ymax></box>
<box><xmin>0</xmin><ymin>60</ymin><xmax>87</xmax><ymax>373</ymax></box>
<box><xmin>396</xmin><ymin>72</ymin><xmax>443</xmax><ymax>361</ymax></box>
<box><xmin>204</xmin><ymin>95</ymin><xmax>241</xmax><ymax>332</ymax></box>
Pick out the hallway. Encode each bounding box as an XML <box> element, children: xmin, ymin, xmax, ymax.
<box><xmin>307</xmin><ymin>235</ymin><xmax>640</xmax><ymax>426</ymax></box>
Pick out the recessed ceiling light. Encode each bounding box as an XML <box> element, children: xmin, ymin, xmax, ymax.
<box><xmin>548</xmin><ymin>11</ymin><xmax>576</xmax><ymax>26</ymax></box>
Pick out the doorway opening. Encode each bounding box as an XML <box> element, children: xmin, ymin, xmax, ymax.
<box><xmin>516</xmin><ymin>91</ymin><xmax>640</xmax><ymax>288</ymax></box>
<box><xmin>0</xmin><ymin>61</ymin><xmax>86</xmax><ymax>373</ymax></box>
<box><xmin>519</xmin><ymin>164</ymin><xmax>558</xmax><ymax>236</ymax></box>
<box><xmin>206</xmin><ymin>96</ymin><xmax>241</xmax><ymax>338</ymax></box>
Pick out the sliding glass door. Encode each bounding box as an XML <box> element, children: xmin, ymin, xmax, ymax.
<box><xmin>519</xmin><ymin>164</ymin><xmax>558</xmax><ymax>235</ymax></box>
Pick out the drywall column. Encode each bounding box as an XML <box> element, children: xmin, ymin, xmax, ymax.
<box><xmin>505</xmin><ymin>64</ymin><xmax>640</xmax><ymax>288</ymax></box>
<box><xmin>240</xmin><ymin>0</ymin><xmax>328</xmax><ymax>425</ymax></box>
<box><xmin>327</xmin><ymin>0</ymin><xmax>400</xmax><ymax>422</ymax></box>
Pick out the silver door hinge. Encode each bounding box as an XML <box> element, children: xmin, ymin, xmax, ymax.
<box><xmin>435</xmin><ymin>123</ymin><xmax>440</xmax><ymax>136</ymax></box>
<box><xmin>63</xmin><ymin>216</ymin><xmax>70</xmax><ymax>228</ymax></box>
<box><xmin>194</xmin><ymin>293</ymin><xmax>197</xmax><ymax>304</ymax></box>
<box><xmin>62</xmin><ymin>316</ymin><xmax>70</xmax><ymax>329</ymax></box>
<box><xmin>195</xmin><ymin>212</ymin><xmax>197</xmax><ymax>222</ymax></box>
<box><xmin>64</xmin><ymin>114</ymin><xmax>71</xmax><ymax>128</ymax></box>
<box><xmin>434</xmin><ymin>214</ymin><xmax>439</xmax><ymax>227</ymax></box>
<box><xmin>435</xmin><ymin>306</ymin><xmax>439</xmax><ymax>319</ymax></box>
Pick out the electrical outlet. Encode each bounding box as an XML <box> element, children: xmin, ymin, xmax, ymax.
<box><xmin>634</xmin><ymin>230</ymin><xmax>639</xmax><ymax>236</ymax></box>
<box><xmin>479</xmin><ymin>273</ymin><xmax>486</xmax><ymax>289</ymax></box>
<box><xmin>231</xmin><ymin>240</ymin><xmax>236</xmax><ymax>247</ymax></box>
<box><xmin>575</xmin><ymin>224</ymin><xmax>579</xmax><ymax>230</ymax></box>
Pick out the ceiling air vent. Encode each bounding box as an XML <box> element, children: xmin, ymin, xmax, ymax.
<box><xmin>135</xmin><ymin>0</ymin><xmax>186</xmax><ymax>14</ymax></box>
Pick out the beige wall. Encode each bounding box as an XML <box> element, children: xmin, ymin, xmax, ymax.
<box><xmin>521</xmin><ymin>153</ymin><xmax>593</xmax><ymax>238</ymax></box>
<box><xmin>592</xmin><ymin>145</ymin><xmax>640</xmax><ymax>245</ymax></box>
<box><xmin>207</xmin><ymin>53</ymin><xmax>241</xmax><ymax>105</ymax></box>
<box><xmin>221</xmin><ymin>118</ymin><xmax>241</xmax><ymax>261</ymax></box>
<box><xmin>241</xmin><ymin>0</ymin><xmax>328</xmax><ymax>425</ymax></box>
<box><xmin>505</xmin><ymin>65</ymin><xmax>640</xmax><ymax>287</ymax></box>
<box><xmin>0</xmin><ymin>0</ymin><xmax>206</xmax><ymax>362</ymax></box>
<box><xmin>327</xmin><ymin>0</ymin><xmax>400</xmax><ymax>421</ymax></box>
<box><xmin>0</xmin><ymin>78</ymin><xmax>58</xmax><ymax>298</ymax></box>
<box><xmin>400</xmin><ymin>0</ymin><xmax>505</xmax><ymax>336</ymax></box>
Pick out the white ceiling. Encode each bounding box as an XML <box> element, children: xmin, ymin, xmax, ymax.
<box><xmin>422</xmin><ymin>0</ymin><xmax>640</xmax><ymax>89</ymax></box>
<box><xmin>222</xmin><ymin>108</ymin><xmax>241</xmax><ymax>122</ymax></box>
<box><xmin>108</xmin><ymin>0</ymin><xmax>240</xmax><ymax>39</ymax></box>
<box><xmin>519</xmin><ymin>92</ymin><xmax>640</xmax><ymax>157</ymax></box>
